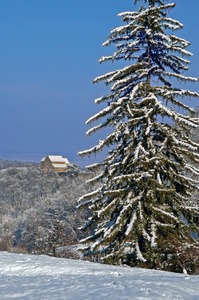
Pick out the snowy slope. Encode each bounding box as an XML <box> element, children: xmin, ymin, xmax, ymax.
<box><xmin>0</xmin><ymin>252</ymin><xmax>198</xmax><ymax>300</ymax></box>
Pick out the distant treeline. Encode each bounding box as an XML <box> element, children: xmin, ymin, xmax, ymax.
<box><xmin>0</xmin><ymin>159</ymin><xmax>39</xmax><ymax>170</ymax></box>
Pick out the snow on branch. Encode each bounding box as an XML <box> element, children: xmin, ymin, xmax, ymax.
<box><xmin>85</xmin><ymin>106</ymin><xmax>112</xmax><ymax>125</ymax></box>
<box><xmin>79</xmin><ymin>217</ymin><xmax>96</xmax><ymax>231</ymax></box>
<box><xmin>116</xmin><ymin>203</ymin><xmax>132</xmax><ymax>225</ymax></box>
<box><xmin>108</xmin><ymin>63</ymin><xmax>144</xmax><ymax>85</ymax></box>
<box><xmin>90</xmin><ymin>238</ymin><xmax>104</xmax><ymax>251</ymax></box>
<box><xmin>159</xmin><ymin>3</ymin><xmax>176</xmax><ymax>10</ymax></box>
<box><xmin>118</xmin><ymin>11</ymin><xmax>137</xmax><ymax>18</ymax></box>
<box><xmin>86</xmin><ymin>123</ymin><xmax>106</xmax><ymax>136</ymax></box>
<box><xmin>113</xmin><ymin>172</ymin><xmax>152</xmax><ymax>183</ymax></box>
<box><xmin>86</xmin><ymin>162</ymin><xmax>104</xmax><ymax>171</ymax></box>
<box><xmin>143</xmin><ymin>228</ymin><xmax>151</xmax><ymax>242</ymax></box>
<box><xmin>172</xmin><ymin>136</ymin><xmax>198</xmax><ymax>151</ymax></box>
<box><xmin>184</xmin><ymin>164</ymin><xmax>199</xmax><ymax>176</ymax></box>
<box><xmin>103</xmin><ymin>224</ymin><xmax>119</xmax><ymax>239</ymax></box>
<box><xmin>99</xmin><ymin>56</ymin><xmax>113</xmax><ymax>63</ymax></box>
<box><xmin>79</xmin><ymin>233</ymin><xmax>96</xmax><ymax>244</ymax></box>
<box><xmin>110</xmin><ymin>24</ymin><xmax>129</xmax><ymax>35</ymax></box>
<box><xmin>95</xmin><ymin>94</ymin><xmax>114</xmax><ymax>104</ymax></box>
<box><xmin>155</xmin><ymin>187</ymin><xmax>175</xmax><ymax>193</ymax></box>
<box><xmin>155</xmin><ymin>101</ymin><xmax>173</xmax><ymax>117</ymax></box>
<box><xmin>162</xmin><ymin>22</ymin><xmax>181</xmax><ymax>31</ymax></box>
<box><xmin>157</xmin><ymin>173</ymin><xmax>162</xmax><ymax>185</ymax></box>
<box><xmin>139</xmin><ymin>92</ymin><xmax>158</xmax><ymax>105</ymax></box>
<box><xmin>134</xmin><ymin>172</ymin><xmax>153</xmax><ymax>183</ymax></box>
<box><xmin>164</xmin><ymin>72</ymin><xmax>198</xmax><ymax>82</ymax></box>
<box><xmin>155</xmin><ymin>221</ymin><xmax>175</xmax><ymax>228</ymax></box>
<box><xmin>87</xmin><ymin>173</ymin><xmax>104</xmax><ymax>184</ymax></box>
<box><xmin>93</xmin><ymin>70</ymin><xmax>117</xmax><ymax>83</ymax></box>
<box><xmin>174</xmin><ymin>114</ymin><xmax>199</xmax><ymax>128</ymax></box>
<box><xmin>156</xmin><ymin>100</ymin><xmax>198</xmax><ymax>128</ymax></box>
<box><xmin>136</xmin><ymin>242</ymin><xmax>147</xmax><ymax>262</ymax></box>
<box><xmin>175</xmin><ymin>193</ymin><xmax>188</xmax><ymax>201</ymax></box>
<box><xmin>164</xmin><ymin>89</ymin><xmax>199</xmax><ymax>100</ymax></box>
<box><xmin>171</xmin><ymin>46</ymin><xmax>193</xmax><ymax>57</ymax></box>
<box><xmin>152</xmin><ymin>206</ymin><xmax>178</xmax><ymax>221</ymax></box>
<box><xmin>170</xmin><ymin>33</ymin><xmax>190</xmax><ymax>43</ymax></box>
<box><xmin>104</xmin><ymin>188</ymin><xmax>127</xmax><ymax>196</ymax></box>
<box><xmin>76</xmin><ymin>198</ymin><xmax>92</xmax><ymax>209</ymax></box>
<box><xmin>163</xmin><ymin>17</ymin><xmax>183</xmax><ymax>28</ymax></box>
<box><xmin>130</xmin><ymin>82</ymin><xmax>145</xmax><ymax>100</ymax></box>
<box><xmin>134</xmin><ymin>142</ymin><xmax>149</xmax><ymax>160</ymax></box>
<box><xmin>153</xmin><ymin>32</ymin><xmax>171</xmax><ymax>43</ymax></box>
<box><xmin>150</xmin><ymin>224</ymin><xmax>157</xmax><ymax>248</ymax></box>
<box><xmin>177</xmin><ymin>174</ymin><xmax>199</xmax><ymax>185</ymax></box>
<box><xmin>125</xmin><ymin>212</ymin><xmax>137</xmax><ymax>237</ymax></box>
<box><xmin>98</xmin><ymin>198</ymin><xmax>118</xmax><ymax>218</ymax></box>
<box><xmin>78</xmin><ymin>144</ymin><xmax>101</xmax><ymax>157</ymax></box>
<box><xmin>163</xmin><ymin>90</ymin><xmax>199</xmax><ymax>113</ymax></box>
<box><xmin>138</xmin><ymin>202</ymin><xmax>143</xmax><ymax>220</ymax></box>
<box><xmin>185</xmin><ymin>137</ymin><xmax>199</xmax><ymax>148</ymax></box>
<box><xmin>78</xmin><ymin>188</ymin><xmax>101</xmax><ymax>204</ymax></box>
<box><xmin>179</xmin><ymin>202</ymin><xmax>199</xmax><ymax>211</ymax></box>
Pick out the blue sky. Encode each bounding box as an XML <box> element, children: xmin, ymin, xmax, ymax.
<box><xmin>0</xmin><ymin>0</ymin><xmax>198</xmax><ymax>165</ymax></box>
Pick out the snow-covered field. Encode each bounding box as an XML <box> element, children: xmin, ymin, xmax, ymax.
<box><xmin>0</xmin><ymin>252</ymin><xmax>198</xmax><ymax>300</ymax></box>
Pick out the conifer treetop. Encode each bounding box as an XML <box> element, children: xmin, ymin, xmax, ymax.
<box><xmin>134</xmin><ymin>0</ymin><xmax>168</xmax><ymax>6</ymax></box>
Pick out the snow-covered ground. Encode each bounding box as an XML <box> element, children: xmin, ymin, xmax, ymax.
<box><xmin>0</xmin><ymin>252</ymin><xmax>198</xmax><ymax>300</ymax></box>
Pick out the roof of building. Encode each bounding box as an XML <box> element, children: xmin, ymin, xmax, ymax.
<box><xmin>47</xmin><ymin>155</ymin><xmax>65</xmax><ymax>163</ymax></box>
<box><xmin>52</xmin><ymin>163</ymin><xmax>67</xmax><ymax>169</ymax></box>
<box><xmin>63</xmin><ymin>158</ymin><xmax>69</xmax><ymax>164</ymax></box>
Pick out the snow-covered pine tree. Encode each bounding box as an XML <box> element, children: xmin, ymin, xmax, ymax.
<box><xmin>78</xmin><ymin>0</ymin><xmax>199</xmax><ymax>271</ymax></box>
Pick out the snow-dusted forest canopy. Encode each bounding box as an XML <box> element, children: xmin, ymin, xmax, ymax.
<box><xmin>78</xmin><ymin>0</ymin><xmax>199</xmax><ymax>273</ymax></box>
<box><xmin>0</xmin><ymin>160</ymin><xmax>96</xmax><ymax>257</ymax></box>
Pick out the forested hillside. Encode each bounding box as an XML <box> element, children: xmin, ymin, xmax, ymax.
<box><xmin>0</xmin><ymin>139</ymin><xmax>198</xmax><ymax>261</ymax></box>
<box><xmin>0</xmin><ymin>160</ymin><xmax>95</xmax><ymax>257</ymax></box>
